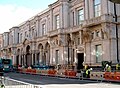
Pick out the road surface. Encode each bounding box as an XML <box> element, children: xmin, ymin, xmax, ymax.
<box><xmin>4</xmin><ymin>72</ymin><xmax>120</xmax><ymax>88</ymax></box>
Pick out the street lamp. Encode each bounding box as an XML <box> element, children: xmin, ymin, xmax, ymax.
<box><xmin>67</xmin><ymin>36</ymin><xmax>70</xmax><ymax>67</ymax></box>
<box><xmin>109</xmin><ymin>0</ymin><xmax>120</xmax><ymax>4</ymax></box>
<box><xmin>67</xmin><ymin>34</ymin><xmax>71</xmax><ymax>69</ymax></box>
<box><xmin>109</xmin><ymin>0</ymin><xmax>120</xmax><ymax>63</ymax></box>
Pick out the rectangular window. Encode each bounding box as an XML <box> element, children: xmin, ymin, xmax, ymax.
<box><xmin>96</xmin><ymin>31</ymin><xmax>100</xmax><ymax>37</ymax></box>
<box><xmin>20</xmin><ymin>33</ymin><xmax>22</xmax><ymax>42</ymax></box>
<box><xmin>55</xmin><ymin>15</ymin><xmax>60</xmax><ymax>29</ymax></box>
<box><xmin>78</xmin><ymin>38</ymin><xmax>80</xmax><ymax>45</ymax></box>
<box><xmin>94</xmin><ymin>0</ymin><xmax>101</xmax><ymax>17</ymax></box>
<box><xmin>72</xmin><ymin>12</ymin><xmax>74</xmax><ymax>26</ymax></box>
<box><xmin>91</xmin><ymin>32</ymin><xmax>94</xmax><ymax>39</ymax></box>
<box><xmin>42</xmin><ymin>24</ymin><xmax>46</xmax><ymax>35</ymax></box>
<box><xmin>29</xmin><ymin>30</ymin><xmax>31</xmax><ymax>38</ymax></box>
<box><xmin>11</xmin><ymin>35</ymin><xmax>13</xmax><ymax>44</ymax></box>
<box><xmin>32</xmin><ymin>29</ymin><xmax>34</xmax><ymax>36</ymax></box>
<box><xmin>96</xmin><ymin>44</ymin><xmax>102</xmax><ymax>63</ymax></box>
<box><xmin>17</xmin><ymin>33</ymin><xmax>19</xmax><ymax>43</ymax></box>
<box><xmin>25</xmin><ymin>31</ymin><xmax>27</xmax><ymax>37</ymax></box>
<box><xmin>56</xmin><ymin>50</ymin><xmax>59</xmax><ymax>64</ymax></box>
<box><xmin>72</xmin><ymin>49</ymin><xmax>75</xmax><ymax>64</ymax></box>
<box><xmin>78</xmin><ymin>8</ymin><xmax>84</xmax><ymax>25</ymax></box>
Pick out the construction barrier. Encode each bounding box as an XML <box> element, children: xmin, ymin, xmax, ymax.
<box><xmin>17</xmin><ymin>68</ymin><xmax>120</xmax><ymax>82</ymax></box>
<box><xmin>90</xmin><ymin>72</ymin><xmax>105</xmax><ymax>80</ymax></box>
<box><xmin>104</xmin><ymin>72</ymin><xmax>120</xmax><ymax>81</ymax></box>
<box><xmin>57</xmin><ymin>69</ymin><xmax>65</xmax><ymax>76</ymax></box>
<box><xmin>48</xmin><ymin>69</ymin><xmax>57</xmax><ymax>75</ymax></box>
<box><xmin>64</xmin><ymin>70</ymin><xmax>77</xmax><ymax>77</ymax></box>
<box><xmin>17</xmin><ymin>68</ymin><xmax>23</xmax><ymax>73</ymax></box>
<box><xmin>30</xmin><ymin>69</ymin><xmax>36</xmax><ymax>74</ymax></box>
<box><xmin>41</xmin><ymin>69</ymin><xmax>48</xmax><ymax>75</ymax></box>
<box><xmin>114</xmin><ymin>72</ymin><xmax>120</xmax><ymax>80</ymax></box>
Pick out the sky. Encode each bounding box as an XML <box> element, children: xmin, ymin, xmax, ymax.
<box><xmin>0</xmin><ymin>0</ymin><xmax>57</xmax><ymax>34</ymax></box>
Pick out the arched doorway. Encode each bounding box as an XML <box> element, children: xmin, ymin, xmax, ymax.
<box><xmin>16</xmin><ymin>49</ymin><xmax>20</xmax><ymax>66</ymax></box>
<box><xmin>45</xmin><ymin>42</ymin><xmax>50</xmax><ymax>65</ymax></box>
<box><xmin>21</xmin><ymin>48</ymin><xmax>24</xmax><ymax>65</ymax></box>
<box><xmin>26</xmin><ymin>45</ymin><xmax>32</xmax><ymax>66</ymax></box>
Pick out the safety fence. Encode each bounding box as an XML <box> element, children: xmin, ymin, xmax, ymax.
<box><xmin>18</xmin><ymin>68</ymin><xmax>77</xmax><ymax>77</ymax></box>
<box><xmin>17</xmin><ymin>68</ymin><xmax>120</xmax><ymax>82</ymax></box>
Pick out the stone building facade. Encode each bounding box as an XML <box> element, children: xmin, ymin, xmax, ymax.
<box><xmin>1</xmin><ymin>0</ymin><xmax>120</xmax><ymax>70</ymax></box>
<box><xmin>0</xmin><ymin>34</ymin><xmax>3</xmax><ymax>58</ymax></box>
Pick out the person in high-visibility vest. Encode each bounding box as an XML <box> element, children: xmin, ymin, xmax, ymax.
<box><xmin>105</xmin><ymin>64</ymin><xmax>111</xmax><ymax>72</ymax></box>
<box><xmin>86</xmin><ymin>68</ymin><xmax>92</xmax><ymax>78</ymax></box>
<box><xmin>104</xmin><ymin>64</ymin><xmax>111</xmax><ymax>72</ymax></box>
<box><xmin>116</xmin><ymin>64</ymin><xmax>120</xmax><ymax>71</ymax></box>
<box><xmin>107</xmin><ymin>65</ymin><xmax>111</xmax><ymax>72</ymax></box>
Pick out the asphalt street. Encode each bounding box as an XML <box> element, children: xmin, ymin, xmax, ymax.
<box><xmin>4</xmin><ymin>72</ymin><xmax>99</xmax><ymax>85</ymax></box>
<box><xmin>3</xmin><ymin>72</ymin><xmax>120</xmax><ymax>88</ymax></box>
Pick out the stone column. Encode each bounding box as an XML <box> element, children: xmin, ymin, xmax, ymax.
<box><xmin>89</xmin><ymin>0</ymin><xmax>94</xmax><ymax>19</ymax></box>
<box><xmin>23</xmin><ymin>54</ymin><xmax>26</xmax><ymax>65</ymax></box>
<box><xmin>35</xmin><ymin>53</ymin><xmax>37</xmax><ymax>65</ymax></box>
<box><xmin>32</xmin><ymin>53</ymin><xmax>34</xmax><ymax>65</ymax></box>
<box><xmin>35</xmin><ymin>16</ymin><xmax>39</xmax><ymax>37</ymax></box>
<box><xmin>22</xmin><ymin>55</ymin><xmax>24</xmax><ymax>65</ymax></box>
<box><xmin>101</xmin><ymin>0</ymin><xmax>108</xmax><ymax>14</ymax></box>
<box><xmin>13</xmin><ymin>55</ymin><xmax>16</xmax><ymax>65</ymax></box>
<box><xmin>62</xmin><ymin>2</ymin><xmax>69</xmax><ymax>28</ymax></box>
<box><xmin>60</xmin><ymin>3</ymin><xmax>63</xmax><ymax>29</ymax></box>
<box><xmin>85</xmin><ymin>0</ymin><xmax>89</xmax><ymax>19</ymax></box>
<box><xmin>40</xmin><ymin>50</ymin><xmax>42</xmax><ymax>65</ymax></box>
<box><xmin>74</xmin><ymin>9</ymin><xmax>77</xmax><ymax>26</ymax></box>
<box><xmin>49</xmin><ymin>47</ymin><xmax>53</xmax><ymax>65</ymax></box>
<box><xmin>49</xmin><ymin>6</ymin><xmax>53</xmax><ymax>31</ymax></box>
<box><xmin>79</xmin><ymin>31</ymin><xmax>83</xmax><ymax>44</ymax></box>
<box><xmin>63</xmin><ymin>46</ymin><xmax>68</xmax><ymax>65</ymax></box>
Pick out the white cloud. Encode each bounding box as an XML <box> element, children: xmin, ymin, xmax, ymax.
<box><xmin>0</xmin><ymin>4</ymin><xmax>41</xmax><ymax>33</ymax></box>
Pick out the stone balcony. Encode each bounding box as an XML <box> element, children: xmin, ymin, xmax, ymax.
<box><xmin>47</xmin><ymin>28</ymin><xmax>65</xmax><ymax>37</ymax></box>
<box><xmin>37</xmin><ymin>35</ymin><xmax>48</xmax><ymax>41</ymax></box>
<box><xmin>45</xmin><ymin>14</ymin><xmax>114</xmax><ymax>37</ymax></box>
<box><xmin>83</xmin><ymin>14</ymin><xmax>114</xmax><ymax>27</ymax></box>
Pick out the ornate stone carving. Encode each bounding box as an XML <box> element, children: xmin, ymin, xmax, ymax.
<box><xmin>83</xmin><ymin>30</ymin><xmax>91</xmax><ymax>43</ymax></box>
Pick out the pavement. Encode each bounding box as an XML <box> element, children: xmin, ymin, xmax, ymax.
<box><xmin>35</xmin><ymin>83</ymin><xmax>120</xmax><ymax>88</ymax></box>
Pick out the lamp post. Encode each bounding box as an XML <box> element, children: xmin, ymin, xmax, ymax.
<box><xmin>109</xmin><ymin>0</ymin><xmax>120</xmax><ymax>63</ymax></box>
<box><xmin>109</xmin><ymin>0</ymin><xmax>120</xmax><ymax>4</ymax></box>
<box><xmin>67</xmin><ymin>34</ymin><xmax>71</xmax><ymax>69</ymax></box>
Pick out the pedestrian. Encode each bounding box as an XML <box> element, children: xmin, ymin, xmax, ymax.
<box><xmin>116</xmin><ymin>64</ymin><xmax>120</xmax><ymax>71</ymax></box>
<box><xmin>86</xmin><ymin>69</ymin><xmax>90</xmax><ymax>78</ymax></box>
<box><xmin>105</xmin><ymin>64</ymin><xmax>111</xmax><ymax>72</ymax></box>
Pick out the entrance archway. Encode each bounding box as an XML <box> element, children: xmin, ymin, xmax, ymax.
<box><xmin>77</xmin><ymin>52</ymin><xmax>84</xmax><ymax>72</ymax></box>
<box><xmin>77</xmin><ymin>47</ymin><xmax>84</xmax><ymax>72</ymax></box>
<box><xmin>16</xmin><ymin>49</ymin><xmax>20</xmax><ymax>65</ymax></box>
<box><xmin>26</xmin><ymin>45</ymin><xmax>32</xmax><ymax>66</ymax></box>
